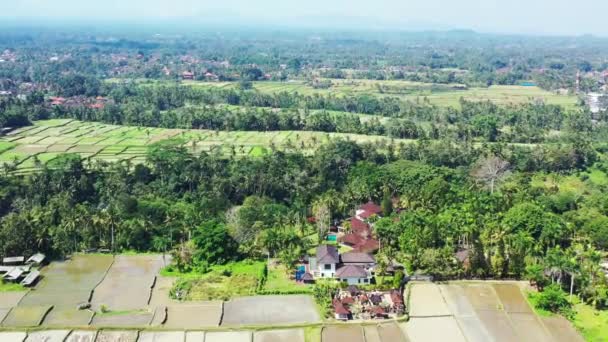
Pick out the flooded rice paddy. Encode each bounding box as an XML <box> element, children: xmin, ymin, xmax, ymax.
<box><xmin>0</xmin><ymin>255</ymin><xmax>584</xmax><ymax>342</ymax></box>
<box><xmin>402</xmin><ymin>282</ymin><xmax>582</xmax><ymax>342</ymax></box>
<box><xmin>221</xmin><ymin>295</ymin><xmax>320</xmax><ymax>326</ymax></box>
<box><xmin>91</xmin><ymin>255</ymin><xmax>165</xmax><ymax>311</ymax></box>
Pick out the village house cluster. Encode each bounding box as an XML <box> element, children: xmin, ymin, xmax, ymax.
<box><xmin>301</xmin><ymin>202</ymin><xmax>384</xmax><ymax>285</ymax></box>
<box><xmin>48</xmin><ymin>96</ymin><xmax>110</xmax><ymax>109</ymax></box>
<box><xmin>332</xmin><ymin>285</ymin><xmax>405</xmax><ymax>321</ymax></box>
<box><xmin>297</xmin><ymin>202</ymin><xmax>407</xmax><ymax>321</ymax></box>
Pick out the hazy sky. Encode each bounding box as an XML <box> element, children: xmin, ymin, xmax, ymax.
<box><xmin>2</xmin><ymin>0</ymin><xmax>607</xmax><ymax>36</ymax></box>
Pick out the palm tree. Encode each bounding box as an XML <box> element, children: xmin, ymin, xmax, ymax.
<box><xmin>153</xmin><ymin>236</ymin><xmax>170</xmax><ymax>266</ymax></box>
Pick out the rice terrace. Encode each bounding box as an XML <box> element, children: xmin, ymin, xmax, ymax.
<box><xmin>0</xmin><ymin>119</ymin><xmax>413</xmax><ymax>173</ymax></box>
<box><xmin>2</xmin><ymin>2</ymin><xmax>608</xmax><ymax>342</ymax></box>
<box><xmin>0</xmin><ymin>253</ymin><xmax>585</xmax><ymax>341</ymax></box>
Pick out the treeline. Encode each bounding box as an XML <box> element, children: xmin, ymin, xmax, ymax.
<box><xmin>0</xmin><ymin>139</ymin><xmax>606</xmax><ymax>307</ymax></box>
<box><xmin>22</xmin><ymin>83</ymin><xmax>603</xmax><ymax>143</ymax></box>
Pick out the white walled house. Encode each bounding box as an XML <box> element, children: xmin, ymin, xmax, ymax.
<box><xmin>309</xmin><ymin>245</ymin><xmax>375</xmax><ymax>284</ymax></box>
<box><xmin>313</xmin><ymin>245</ymin><xmax>339</xmax><ymax>278</ymax></box>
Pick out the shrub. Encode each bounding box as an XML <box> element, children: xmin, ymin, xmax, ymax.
<box><xmin>256</xmin><ymin>263</ymin><xmax>268</xmax><ymax>292</ymax></box>
<box><xmin>393</xmin><ymin>270</ymin><xmax>405</xmax><ymax>289</ymax></box>
<box><xmin>535</xmin><ymin>284</ymin><xmax>572</xmax><ymax>317</ymax></box>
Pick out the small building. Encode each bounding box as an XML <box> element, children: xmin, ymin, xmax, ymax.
<box><xmin>2</xmin><ymin>256</ymin><xmax>25</xmax><ymax>265</ymax></box>
<box><xmin>312</xmin><ymin>245</ymin><xmax>339</xmax><ymax>278</ymax></box>
<box><xmin>26</xmin><ymin>253</ymin><xmax>46</xmax><ymax>266</ymax></box>
<box><xmin>182</xmin><ymin>71</ymin><xmax>195</xmax><ymax>80</ymax></box>
<box><xmin>356</xmin><ymin>201</ymin><xmax>383</xmax><ymax>220</ymax></box>
<box><xmin>3</xmin><ymin>268</ymin><xmax>24</xmax><ymax>282</ymax></box>
<box><xmin>336</xmin><ymin>265</ymin><xmax>372</xmax><ymax>285</ymax></box>
<box><xmin>301</xmin><ymin>272</ymin><xmax>315</xmax><ymax>284</ymax></box>
<box><xmin>204</xmin><ymin>72</ymin><xmax>219</xmax><ymax>81</ymax></box>
<box><xmin>389</xmin><ymin>290</ymin><xmax>405</xmax><ymax>314</ymax></box>
<box><xmin>340</xmin><ymin>252</ymin><xmax>375</xmax><ymax>268</ymax></box>
<box><xmin>370</xmin><ymin>306</ymin><xmax>388</xmax><ymax>319</ymax></box>
<box><xmin>49</xmin><ymin>97</ymin><xmax>66</xmax><ymax>106</ymax></box>
<box><xmin>333</xmin><ymin>299</ymin><xmax>350</xmax><ymax>320</ymax></box>
<box><xmin>0</xmin><ymin>266</ymin><xmax>13</xmax><ymax>273</ymax></box>
<box><xmin>21</xmin><ymin>270</ymin><xmax>40</xmax><ymax>287</ymax></box>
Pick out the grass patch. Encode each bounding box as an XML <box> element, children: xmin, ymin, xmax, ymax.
<box><xmin>249</xmin><ymin>146</ymin><xmax>268</xmax><ymax>157</ymax></box>
<box><xmin>168</xmin><ymin>260</ymin><xmax>265</xmax><ymax>301</ymax></box>
<box><xmin>572</xmin><ymin>300</ymin><xmax>608</xmax><ymax>341</ymax></box>
<box><xmin>0</xmin><ymin>141</ymin><xmax>16</xmax><ymax>154</ymax></box>
<box><xmin>262</xmin><ymin>265</ymin><xmax>312</xmax><ymax>294</ymax></box>
<box><xmin>96</xmin><ymin>309</ymin><xmax>149</xmax><ymax>317</ymax></box>
<box><xmin>0</xmin><ymin>281</ymin><xmax>25</xmax><ymax>292</ymax></box>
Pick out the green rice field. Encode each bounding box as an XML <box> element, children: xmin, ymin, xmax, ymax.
<box><xmin>184</xmin><ymin>79</ymin><xmax>578</xmax><ymax>108</ymax></box>
<box><xmin>0</xmin><ymin>119</ymin><xmax>413</xmax><ymax>173</ymax></box>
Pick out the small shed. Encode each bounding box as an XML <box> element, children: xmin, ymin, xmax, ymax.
<box><xmin>301</xmin><ymin>272</ymin><xmax>315</xmax><ymax>284</ymax></box>
<box><xmin>3</xmin><ymin>268</ymin><xmax>24</xmax><ymax>281</ymax></box>
<box><xmin>21</xmin><ymin>270</ymin><xmax>41</xmax><ymax>287</ymax></box>
<box><xmin>2</xmin><ymin>256</ymin><xmax>25</xmax><ymax>265</ymax></box>
<box><xmin>0</xmin><ymin>266</ymin><xmax>14</xmax><ymax>273</ymax></box>
<box><xmin>26</xmin><ymin>253</ymin><xmax>46</xmax><ymax>265</ymax></box>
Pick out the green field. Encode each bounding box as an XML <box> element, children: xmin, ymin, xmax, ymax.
<box><xmin>184</xmin><ymin>79</ymin><xmax>578</xmax><ymax>108</ymax></box>
<box><xmin>0</xmin><ymin>119</ymin><xmax>413</xmax><ymax>172</ymax></box>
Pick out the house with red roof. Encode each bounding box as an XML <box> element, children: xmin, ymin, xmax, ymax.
<box><xmin>49</xmin><ymin>97</ymin><xmax>66</xmax><ymax>106</ymax></box>
<box><xmin>356</xmin><ymin>201</ymin><xmax>383</xmax><ymax>220</ymax></box>
<box><xmin>332</xmin><ymin>287</ymin><xmax>405</xmax><ymax>320</ymax></box>
<box><xmin>338</xmin><ymin>202</ymin><xmax>382</xmax><ymax>254</ymax></box>
<box><xmin>333</xmin><ymin>299</ymin><xmax>350</xmax><ymax>320</ymax></box>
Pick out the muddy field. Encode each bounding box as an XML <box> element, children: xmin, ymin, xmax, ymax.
<box><xmin>404</xmin><ymin>282</ymin><xmax>584</xmax><ymax>342</ymax></box>
<box><xmin>510</xmin><ymin>313</ymin><xmax>552</xmax><ymax>342</ymax></box>
<box><xmin>0</xmin><ymin>291</ymin><xmax>27</xmax><ymax>308</ymax></box>
<box><xmin>205</xmin><ymin>331</ymin><xmax>252</xmax><ymax>342</ymax></box>
<box><xmin>95</xmin><ymin>330</ymin><xmax>139</xmax><ymax>342</ymax></box>
<box><xmin>25</xmin><ymin>330</ymin><xmax>70</xmax><ymax>342</ymax></box>
<box><xmin>492</xmin><ymin>284</ymin><xmax>533</xmax><ymax>313</ymax></box>
<box><xmin>222</xmin><ymin>295</ymin><xmax>320</xmax><ymax>326</ymax></box>
<box><xmin>65</xmin><ymin>331</ymin><xmax>97</xmax><ymax>342</ymax></box>
<box><xmin>148</xmin><ymin>276</ymin><xmax>176</xmax><ymax>306</ymax></box>
<box><xmin>1</xmin><ymin>305</ymin><xmax>52</xmax><ymax>327</ymax></box>
<box><xmin>163</xmin><ymin>302</ymin><xmax>223</xmax><ymax>328</ymax></box>
<box><xmin>42</xmin><ymin>308</ymin><xmax>94</xmax><ymax>326</ymax></box>
<box><xmin>377</xmin><ymin>323</ymin><xmax>409</xmax><ymax>342</ymax></box>
<box><xmin>91</xmin><ymin>255</ymin><xmax>165</xmax><ymax>311</ymax></box>
<box><xmin>408</xmin><ymin>283</ymin><xmax>450</xmax><ymax>317</ymax></box>
<box><xmin>138</xmin><ymin>331</ymin><xmax>185</xmax><ymax>342</ymax></box>
<box><xmin>185</xmin><ymin>331</ymin><xmax>205</xmax><ymax>342</ymax></box>
<box><xmin>0</xmin><ymin>307</ymin><xmax>11</xmax><ymax>323</ymax></box>
<box><xmin>322</xmin><ymin>326</ymin><xmax>364</xmax><ymax>342</ymax></box>
<box><xmin>254</xmin><ymin>329</ymin><xmax>305</xmax><ymax>342</ymax></box>
<box><xmin>19</xmin><ymin>255</ymin><xmax>113</xmax><ymax>308</ymax></box>
<box><xmin>403</xmin><ymin>317</ymin><xmax>467</xmax><ymax>342</ymax></box>
<box><xmin>362</xmin><ymin>326</ymin><xmax>381</xmax><ymax>342</ymax></box>
<box><xmin>541</xmin><ymin>316</ymin><xmax>585</xmax><ymax>342</ymax></box>
<box><xmin>0</xmin><ymin>332</ymin><xmax>27</xmax><ymax>342</ymax></box>
<box><xmin>91</xmin><ymin>311</ymin><xmax>154</xmax><ymax>327</ymax></box>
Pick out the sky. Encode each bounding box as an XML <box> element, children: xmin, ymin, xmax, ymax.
<box><xmin>1</xmin><ymin>0</ymin><xmax>607</xmax><ymax>37</ymax></box>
